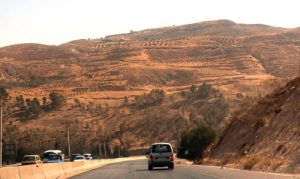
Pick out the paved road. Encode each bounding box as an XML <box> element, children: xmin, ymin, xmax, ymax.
<box><xmin>70</xmin><ymin>160</ymin><xmax>299</xmax><ymax>179</ymax></box>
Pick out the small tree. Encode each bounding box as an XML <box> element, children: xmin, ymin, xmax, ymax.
<box><xmin>134</xmin><ymin>95</ymin><xmax>144</xmax><ymax>107</ymax></box>
<box><xmin>74</xmin><ymin>98</ymin><xmax>81</xmax><ymax>108</ymax></box>
<box><xmin>236</xmin><ymin>93</ymin><xmax>244</xmax><ymax>99</ymax></box>
<box><xmin>49</xmin><ymin>92</ymin><xmax>65</xmax><ymax>109</ymax></box>
<box><xmin>0</xmin><ymin>87</ymin><xmax>9</xmax><ymax>100</ymax></box>
<box><xmin>42</xmin><ymin>96</ymin><xmax>47</xmax><ymax>106</ymax></box>
<box><xmin>190</xmin><ymin>85</ymin><xmax>197</xmax><ymax>94</ymax></box>
<box><xmin>197</xmin><ymin>83</ymin><xmax>210</xmax><ymax>98</ymax></box>
<box><xmin>19</xmin><ymin>95</ymin><xmax>25</xmax><ymax>107</ymax></box>
<box><xmin>16</xmin><ymin>96</ymin><xmax>20</xmax><ymax>104</ymax></box>
<box><xmin>123</xmin><ymin>96</ymin><xmax>129</xmax><ymax>106</ymax></box>
<box><xmin>196</xmin><ymin>83</ymin><xmax>219</xmax><ymax>99</ymax></box>
<box><xmin>22</xmin><ymin>97</ymin><xmax>42</xmax><ymax>120</ymax></box>
<box><xmin>177</xmin><ymin>124</ymin><xmax>216</xmax><ymax>161</ymax></box>
<box><xmin>30</xmin><ymin>98</ymin><xmax>42</xmax><ymax>118</ymax></box>
<box><xmin>16</xmin><ymin>95</ymin><xmax>25</xmax><ymax>107</ymax></box>
<box><xmin>113</xmin><ymin>145</ymin><xmax>120</xmax><ymax>158</ymax></box>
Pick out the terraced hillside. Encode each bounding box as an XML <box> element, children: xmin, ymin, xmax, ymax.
<box><xmin>0</xmin><ymin>20</ymin><xmax>299</xmax><ymax>157</ymax></box>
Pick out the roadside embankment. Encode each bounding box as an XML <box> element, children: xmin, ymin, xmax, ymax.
<box><xmin>0</xmin><ymin>156</ymin><xmax>145</xmax><ymax>179</ymax></box>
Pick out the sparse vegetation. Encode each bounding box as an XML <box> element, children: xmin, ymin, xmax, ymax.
<box><xmin>186</xmin><ymin>83</ymin><xmax>223</xmax><ymax>99</ymax></box>
<box><xmin>21</xmin><ymin>97</ymin><xmax>42</xmax><ymax>120</ymax></box>
<box><xmin>201</xmin><ymin>98</ymin><xmax>229</xmax><ymax>126</ymax></box>
<box><xmin>16</xmin><ymin>92</ymin><xmax>66</xmax><ymax>121</ymax></box>
<box><xmin>133</xmin><ymin>89</ymin><xmax>165</xmax><ymax>108</ymax></box>
<box><xmin>182</xmin><ymin>84</ymin><xmax>229</xmax><ymax>127</ymax></box>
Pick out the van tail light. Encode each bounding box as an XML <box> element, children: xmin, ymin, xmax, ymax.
<box><xmin>168</xmin><ymin>154</ymin><xmax>174</xmax><ymax>161</ymax></box>
<box><xmin>150</xmin><ymin>155</ymin><xmax>156</xmax><ymax>160</ymax></box>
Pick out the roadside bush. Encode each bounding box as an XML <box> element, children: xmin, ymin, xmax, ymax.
<box><xmin>242</xmin><ymin>157</ymin><xmax>261</xmax><ymax>170</ymax></box>
<box><xmin>177</xmin><ymin>124</ymin><xmax>216</xmax><ymax>160</ymax></box>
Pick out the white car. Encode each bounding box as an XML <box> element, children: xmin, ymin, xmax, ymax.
<box><xmin>73</xmin><ymin>155</ymin><xmax>85</xmax><ymax>161</ymax></box>
<box><xmin>22</xmin><ymin>155</ymin><xmax>42</xmax><ymax>165</ymax></box>
<box><xmin>83</xmin><ymin>153</ymin><xmax>93</xmax><ymax>160</ymax></box>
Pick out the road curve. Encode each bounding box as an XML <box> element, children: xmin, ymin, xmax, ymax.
<box><xmin>70</xmin><ymin>159</ymin><xmax>299</xmax><ymax>179</ymax></box>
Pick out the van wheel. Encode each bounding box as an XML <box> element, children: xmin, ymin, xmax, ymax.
<box><xmin>168</xmin><ymin>165</ymin><xmax>174</xmax><ymax>170</ymax></box>
<box><xmin>148</xmin><ymin>165</ymin><xmax>153</xmax><ymax>170</ymax></box>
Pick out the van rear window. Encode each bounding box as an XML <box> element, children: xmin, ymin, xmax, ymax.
<box><xmin>23</xmin><ymin>156</ymin><xmax>35</xmax><ymax>161</ymax></box>
<box><xmin>151</xmin><ymin>144</ymin><xmax>171</xmax><ymax>153</ymax></box>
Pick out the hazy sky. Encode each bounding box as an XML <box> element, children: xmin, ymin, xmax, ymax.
<box><xmin>0</xmin><ymin>0</ymin><xmax>299</xmax><ymax>47</ymax></box>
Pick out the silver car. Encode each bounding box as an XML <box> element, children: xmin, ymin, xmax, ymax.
<box><xmin>147</xmin><ymin>143</ymin><xmax>174</xmax><ymax>170</ymax></box>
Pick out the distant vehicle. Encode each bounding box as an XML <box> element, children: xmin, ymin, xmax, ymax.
<box><xmin>83</xmin><ymin>153</ymin><xmax>93</xmax><ymax>160</ymax></box>
<box><xmin>71</xmin><ymin>154</ymin><xmax>82</xmax><ymax>161</ymax></box>
<box><xmin>147</xmin><ymin>143</ymin><xmax>174</xmax><ymax>170</ymax></box>
<box><xmin>73</xmin><ymin>155</ymin><xmax>85</xmax><ymax>161</ymax></box>
<box><xmin>43</xmin><ymin>150</ymin><xmax>64</xmax><ymax>163</ymax></box>
<box><xmin>21</xmin><ymin>155</ymin><xmax>42</xmax><ymax>165</ymax></box>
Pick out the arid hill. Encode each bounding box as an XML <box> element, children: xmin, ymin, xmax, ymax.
<box><xmin>0</xmin><ymin>20</ymin><xmax>299</xmax><ymax>159</ymax></box>
<box><xmin>209</xmin><ymin>76</ymin><xmax>300</xmax><ymax>173</ymax></box>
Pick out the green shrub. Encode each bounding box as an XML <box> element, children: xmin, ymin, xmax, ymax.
<box><xmin>177</xmin><ymin>124</ymin><xmax>216</xmax><ymax>160</ymax></box>
<box><xmin>49</xmin><ymin>92</ymin><xmax>65</xmax><ymax>109</ymax></box>
<box><xmin>0</xmin><ymin>87</ymin><xmax>9</xmax><ymax>100</ymax></box>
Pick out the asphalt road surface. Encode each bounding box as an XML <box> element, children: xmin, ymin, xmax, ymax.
<box><xmin>70</xmin><ymin>159</ymin><xmax>299</xmax><ymax>179</ymax></box>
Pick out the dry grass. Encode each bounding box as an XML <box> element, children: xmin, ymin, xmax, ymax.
<box><xmin>241</xmin><ymin>156</ymin><xmax>262</xmax><ymax>170</ymax></box>
<box><xmin>240</xmin><ymin>156</ymin><xmax>285</xmax><ymax>172</ymax></box>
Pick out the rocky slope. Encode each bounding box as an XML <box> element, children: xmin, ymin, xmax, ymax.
<box><xmin>209</xmin><ymin>77</ymin><xmax>300</xmax><ymax>173</ymax></box>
